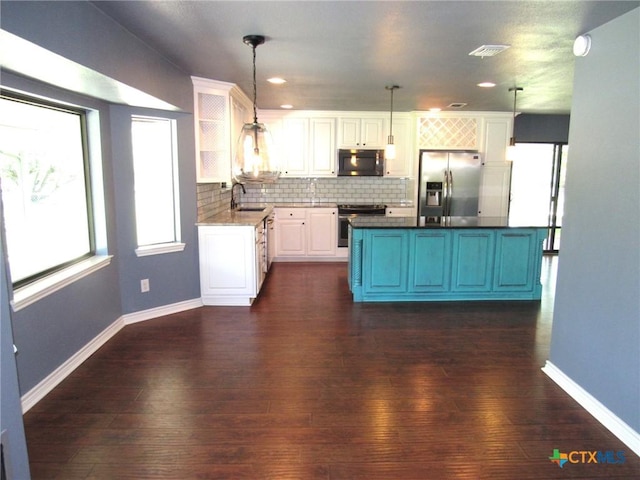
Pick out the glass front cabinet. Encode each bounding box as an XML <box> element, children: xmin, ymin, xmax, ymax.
<box><xmin>192</xmin><ymin>77</ymin><xmax>252</xmax><ymax>184</ymax></box>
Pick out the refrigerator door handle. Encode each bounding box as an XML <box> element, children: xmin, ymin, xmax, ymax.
<box><xmin>448</xmin><ymin>169</ymin><xmax>454</xmax><ymax>216</ymax></box>
<box><xmin>443</xmin><ymin>169</ymin><xmax>449</xmax><ymax>216</ymax></box>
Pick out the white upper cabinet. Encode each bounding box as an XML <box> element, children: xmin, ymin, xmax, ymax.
<box><xmin>309</xmin><ymin>118</ymin><xmax>336</xmax><ymax>176</ymax></box>
<box><xmin>281</xmin><ymin>117</ymin><xmax>309</xmax><ymax>177</ymax></box>
<box><xmin>478</xmin><ymin>115</ymin><xmax>512</xmax><ymax>217</ymax></box>
<box><xmin>260</xmin><ymin>111</ymin><xmax>336</xmax><ymax>178</ymax></box>
<box><xmin>192</xmin><ymin>77</ymin><xmax>252</xmax><ymax>184</ymax></box>
<box><xmin>384</xmin><ymin>115</ymin><xmax>414</xmax><ymax>177</ymax></box>
<box><xmin>338</xmin><ymin>117</ymin><xmax>386</xmax><ymax>148</ymax></box>
<box><xmin>482</xmin><ymin>117</ymin><xmax>512</xmax><ymax>164</ymax></box>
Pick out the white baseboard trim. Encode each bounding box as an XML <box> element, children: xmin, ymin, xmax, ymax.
<box><xmin>542</xmin><ymin>361</ymin><xmax>640</xmax><ymax>457</ymax></box>
<box><xmin>21</xmin><ymin>316</ymin><xmax>124</xmax><ymax>413</ymax></box>
<box><xmin>21</xmin><ymin>297</ymin><xmax>203</xmax><ymax>413</ymax></box>
<box><xmin>272</xmin><ymin>257</ymin><xmax>348</xmax><ymax>263</ymax></box>
<box><xmin>122</xmin><ymin>298</ymin><xmax>203</xmax><ymax>325</ymax></box>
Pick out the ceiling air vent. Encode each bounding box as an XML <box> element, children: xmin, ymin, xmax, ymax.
<box><xmin>448</xmin><ymin>103</ymin><xmax>467</xmax><ymax>109</ymax></box>
<box><xmin>468</xmin><ymin>44</ymin><xmax>511</xmax><ymax>57</ymax></box>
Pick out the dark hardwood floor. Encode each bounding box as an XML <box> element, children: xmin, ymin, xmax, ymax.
<box><xmin>24</xmin><ymin>257</ymin><xmax>639</xmax><ymax>479</ymax></box>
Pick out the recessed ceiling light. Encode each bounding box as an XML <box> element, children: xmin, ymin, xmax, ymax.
<box><xmin>267</xmin><ymin>77</ymin><xmax>287</xmax><ymax>84</ymax></box>
<box><xmin>429</xmin><ymin>108</ymin><xmax>442</xmax><ymax>112</ymax></box>
<box><xmin>468</xmin><ymin>45</ymin><xmax>511</xmax><ymax>57</ymax></box>
<box><xmin>477</xmin><ymin>82</ymin><xmax>496</xmax><ymax>88</ymax></box>
<box><xmin>448</xmin><ymin>103</ymin><xmax>467</xmax><ymax>109</ymax></box>
<box><xmin>573</xmin><ymin>34</ymin><xmax>591</xmax><ymax>57</ymax></box>
<box><xmin>280</xmin><ymin>104</ymin><xmax>293</xmax><ymax>109</ymax></box>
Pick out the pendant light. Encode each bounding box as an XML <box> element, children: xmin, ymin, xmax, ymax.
<box><xmin>507</xmin><ymin>86</ymin><xmax>523</xmax><ymax>161</ymax></box>
<box><xmin>232</xmin><ymin>35</ymin><xmax>280</xmax><ymax>184</ymax></box>
<box><xmin>385</xmin><ymin>85</ymin><xmax>400</xmax><ymax>160</ymax></box>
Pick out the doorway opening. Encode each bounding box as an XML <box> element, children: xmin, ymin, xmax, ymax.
<box><xmin>508</xmin><ymin>143</ymin><xmax>567</xmax><ymax>253</ymax></box>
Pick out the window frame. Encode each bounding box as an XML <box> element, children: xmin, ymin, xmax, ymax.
<box><xmin>0</xmin><ymin>91</ymin><xmax>99</xmax><ymax>287</ymax></box>
<box><xmin>0</xmin><ymin>88</ymin><xmax>112</xmax><ymax>312</ymax></box>
<box><xmin>130</xmin><ymin>114</ymin><xmax>185</xmax><ymax>257</ymax></box>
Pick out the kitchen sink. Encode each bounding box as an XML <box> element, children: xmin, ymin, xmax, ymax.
<box><xmin>236</xmin><ymin>207</ymin><xmax>265</xmax><ymax>212</ymax></box>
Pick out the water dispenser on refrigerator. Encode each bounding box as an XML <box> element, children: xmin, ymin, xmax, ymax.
<box><xmin>423</xmin><ymin>181</ymin><xmax>444</xmax><ymax>221</ymax></box>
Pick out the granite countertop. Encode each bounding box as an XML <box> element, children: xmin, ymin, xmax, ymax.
<box><xmin>350</xmin><ymin>216</ymin><xmax>546</xmax><ymax>229</ymax></box>
<box><xmin>197</xmin><ymin>205</ymin><xmax>274</xmax><ymax>227</ymax></box>
<box><xmin>272</xmin><ymin>202</ymin><xmax>337</xmax><ymax>208</ymax></box>
<box><xmin>197</xmin><ymin>202</ymin><xmax>340</xmax><ymax>226</ymax></box>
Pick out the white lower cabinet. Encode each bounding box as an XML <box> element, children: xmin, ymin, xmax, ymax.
<box><xmin>386</xmin><ymin>206</ymin><xmax>416</xmax><ymax>217</ymax></box>
<box><xmin>274</xmin><ymin>207</ymin><xmax>337</xmax><ymax>260</ymax></box>
<box><xmin>198</xmin><ymin>224</ymin><xmax>267</xmax><ymax>306</ymax></box>
<box><xmin>275</xmin><ymin>208</ymin><xmax>307</xmax><ymax>256</ymax></box>
<box><xmin>266</xmin><ymin>211</ymin><xmax>276</xmax><ymax>269</ymax></box>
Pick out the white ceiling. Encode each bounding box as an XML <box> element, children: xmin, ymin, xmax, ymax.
<box><xmin>91</xmin><ymin>1</ymin><xmax>639</xmax><ymax>114</ymax></box>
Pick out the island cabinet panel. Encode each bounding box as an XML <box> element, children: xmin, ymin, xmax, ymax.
<box><xmin>451</xmin><ymin>230</ymin><xmax>495</xmax><ymax>292</ymax></box>
<box><xmin>348</xmin><ymin>223</ymin><xmax>546</xmax><ymax>302</ymax></box>
<box><xmin>363</xmin><ymin>230</ymin><xmax>409</xmax><ymax>294</ymax></box>
<box><xmin>409</xmin><ymin>231</ymin><xmax>451</xmax><ymax>292</ymax></box>
<box><xmin>493</xmin><ymin>230</ymin><xmax>543</xmax><ymax>295</ymax></box>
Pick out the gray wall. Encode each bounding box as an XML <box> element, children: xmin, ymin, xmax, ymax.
<box><xmin>1</xmin><ymin>209</ymin><xmax>30</xmax><ymax>480</ymax></box>
<box><xmin>110</xmin><ymin>105</ymin><xmax>199</xmax><ymax>314</ymax></box>
<box><xmin>550</xmin><ymin>8</ymin><xmax>639</xmax><ymax>432</ymax></box>
<box><xmin>1</xmin><ymin>0</ymin><xmax>199</xmax><ymax>439</ymax></box>
<box><xmin>1</xmin><ymin>1</ymin><xmax>189</xmax><ymax>111</ymax></box>
<box><xmin>515</xmin><ymin>114</ymin><xmax>570</xmax><ymax>144</ymax></box>
<box><xmin>3</xmin><ymin>74</ymin><xmax>125</xmax><ymax>394</ymax></box>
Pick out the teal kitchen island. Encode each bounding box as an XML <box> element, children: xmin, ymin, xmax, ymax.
<box><xmin>348</xmin><ymin>216</ymin><xmax>547</xmax><ymax>302</ymax></box>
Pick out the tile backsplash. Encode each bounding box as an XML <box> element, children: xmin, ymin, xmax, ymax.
<box><xmin>197</xmin><ymin>177</ymin><xmax>414</xmax><ymax>220</ymax></box>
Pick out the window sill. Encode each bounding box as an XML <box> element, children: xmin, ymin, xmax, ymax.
<box><xmin>12</xmin><ymin>255</ymin><xmax>113</xmax><ymax>312</ymax></box>
<box><xmin>135</xmin><ymin>242</ymin><xmax>186</xmax><ymax>257</ymax></box>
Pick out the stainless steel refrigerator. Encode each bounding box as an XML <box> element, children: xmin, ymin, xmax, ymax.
<box><xmin>418</xmin><ymin>150</ymin><xmax>482</xmax><ymax>220</ymax></box>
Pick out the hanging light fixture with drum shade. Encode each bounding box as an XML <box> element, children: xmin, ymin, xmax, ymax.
<box><xmin>507</xmin><ymin>86</ymin><xmax>523</xmax><ymax>161</ymax></box>
<box><xmin>385</xmin><ymin>85</ymin><xmax>400</xmax><ymax>161</ymax></box>
<box><xmin>232</xmin><ymin>34</ymin><xmax>280</xmax><ymax>184</ymax></box>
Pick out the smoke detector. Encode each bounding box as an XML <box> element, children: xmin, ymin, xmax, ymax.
<box><xmin>468</xmin><ymin>45</ymin><xmax>511</xmax><ymax>57</ymax></box>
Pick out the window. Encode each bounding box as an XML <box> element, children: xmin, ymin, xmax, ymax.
<box><xmin>131</xmin><ymin>115</ymin><xmax>183</xmax><ymax>256</ymax></box>
<box><xmin>0</xmin><ymin>92</ymin><xmax>94</xmax><ymax>287</ymax></box>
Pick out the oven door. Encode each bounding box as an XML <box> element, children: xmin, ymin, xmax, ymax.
<box><xmin>338</xmin><ymin>215</ymin><xmax>352</xmax><ymax>248</ymax></box>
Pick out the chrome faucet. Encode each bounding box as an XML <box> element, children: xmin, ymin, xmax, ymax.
<box><xmin>230</xmin><ymin>182</ymin><xmax>246</xmax><ymax>210</ymax></box>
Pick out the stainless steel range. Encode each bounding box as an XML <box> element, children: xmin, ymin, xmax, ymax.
<box><xmin>337</xmin><ymin>204</ymin><xmax>386</xmax><ymax>247</ymax></box>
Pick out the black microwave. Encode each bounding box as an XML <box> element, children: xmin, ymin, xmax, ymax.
<box><xmin>337</xmin><ymin>149</ymin><xmax>384</xmax><ymax>176</ymax></box>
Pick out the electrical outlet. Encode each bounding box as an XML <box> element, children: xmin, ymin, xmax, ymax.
<box><xmin>140</xmin><ymin>278</ymin><xmax>150</xmax><ymax>293</ymax></box>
